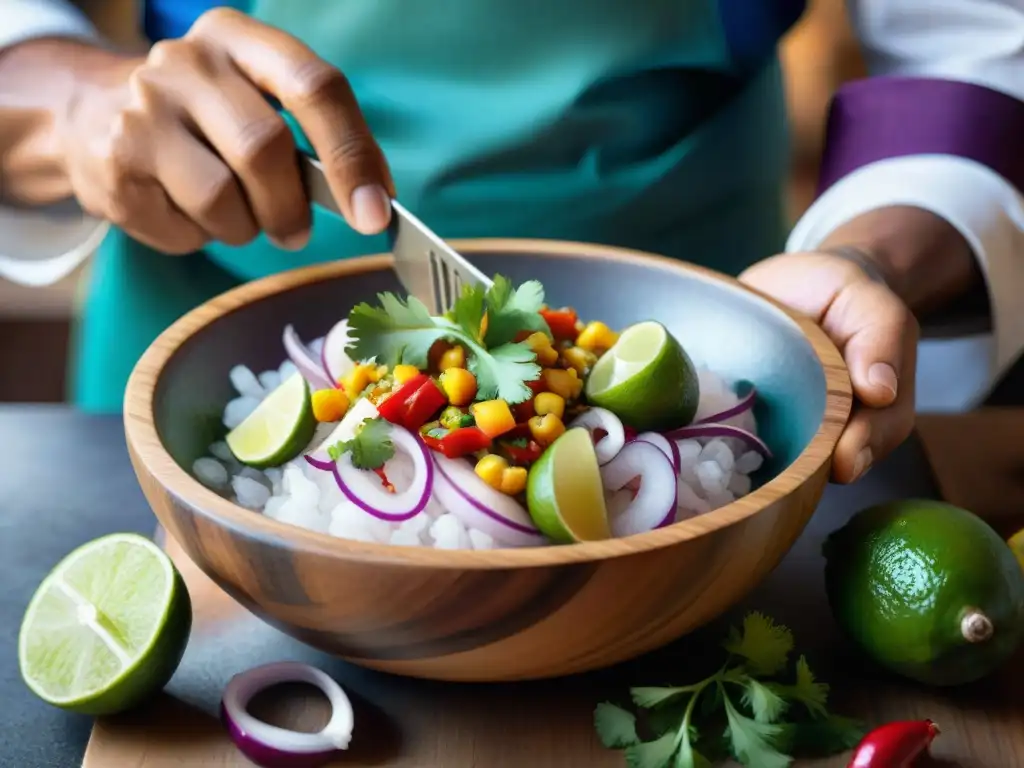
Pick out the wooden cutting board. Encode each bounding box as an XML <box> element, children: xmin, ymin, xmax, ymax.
<box><xmin>83</xmin><ymin>413</ymin><xmax>1024</xmax><ymax>767</ymax></box>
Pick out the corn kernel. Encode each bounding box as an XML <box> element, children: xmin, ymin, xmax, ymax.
<box><xmin>341</xmin><ymin>363</ymin><xmax>375</xmax><ymax>399</ymax></box>
<box><xmin>534</xmin><ymin>392</ymin><xmax>565</xmax><ymax>419</ymax></box>
<box><xmin>499</xmin><ymin>466</ymin><xmax>528</xmax><ymax>496</ymax></box>
<box><xmin>529</xmin><ymin>413</ymin><xmax>566</xmax><ymax>446</ymax></box>
<box><xmin>525</xmin><ymin>332</ymin><xmax>559</xmax><ymax>366</ymax></box>
<box><xmin>428</xmin><ymin>340</ymin><xmax>451</xmax><ymax>370</ymax></box>
<box><xmin>392</xmin><ymin>364</ymin><xmax>420</xmax><ymax>385</ymax></box>
<box><xmin>561</xmin><ymin>346</ymin><xmax>596</xmax><ymax>375</ymax></box>
<box><xmin>575</xmin><ymin>321</ymin><xmax>619</xmax><ymax>352</ymax></box>
<box><xmin>438</xmin><ymin>345</ymin><xmax>466</xmax><ymax>370</ymax></box>
<box><xmin>439</xmin><ymin>367</ymin><xmax>478</xmax><ymax>406</ymax></box>
<box><xmin>311</xmin><ymin>388</ymin><xmax>350</xmax><ymax>423</ymax></box>
<box><xmin>370</xmin><ymin>365</ymin><xmax>386</xmax><ymax>383</ymax></box>
<box><xmin>475</xmin><ymin>454</ymin><xmax>509</xmax><ymax>490</ymax></box>
<box><xmin>471</xmin><ymin>399</ymin><xmax>516</xmax><ymax>437</ymax></box>
<box><xmin>542</xmin><ymin>367</ymin><xmax>582</xmax><ymax>401</ymax></box>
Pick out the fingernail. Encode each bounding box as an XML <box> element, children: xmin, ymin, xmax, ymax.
<box><xmin>350</xmin><ymin>185</ymin><xmax>391</xmax><ymax>234</ymax></box>
<box><xmin>868</xmin><ymin>362</ymin><xmax>898</xmax><ymax>400</ymax></box>
<box><xmin>271</xmin><ymin>231</ymin><xmax>310</xmax><ymax>251</ymax></box>
<box><xmin>852</xmin><ymin>446</ymin><xmax>873</xmax><ymax>482</ymax></box>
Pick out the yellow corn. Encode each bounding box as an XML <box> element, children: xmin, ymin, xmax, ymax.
<box><xmin>471</xmin><ymin>399</ymin><xmax>516</xmax><ymax>437</ymax></box>
<box><xmin>561</xmin><ymin>346</ymin><xmax>596</xmax><ymax>375</ymax></box>
<box><xmin>542</xmin><ymin>367</ymin><xmax>583</xmax><ymax>401</ymax></box>
<box><xmin>499</xmin><ymin>466</ymin><xmax>528</xmax><ymax>496</ymax></box>
<box><xmin>475</xmin><ymin>454</ymin><xmax>509</xmax><ymax>490</ymax></box>
<box><xmin>392</xmin><ymin>364</ymin><xmax>419</xmax><ymax>385</ymax></box>
<box><xmin>341</xmin><ymin>363</ymin><xmax>376</xmax><ymax>399</ymax></box>
<box><xmin>534</xmin><ymin>392</ymin><xmax>565</xmax><ymax>419</ymax></box>
<box><xmin>439</xmin><ymin>345</ymin><xmax>466</xmax><ymax>370</ymax></box>
<box><xmin>311</xmin><ymin>388</ymin><xmax>350</xmax><ymax>423</ymax></box>
<box><xmin>439</xmin><ymin>367</ymin><xmax>478</xmax><ymax>406</ymax></box>
<box><xmin>575</xmin><ymin>321</ymin><xmax>619</xmax><ymax>352</ymax></box>
<box><xmin>525</xmin><ymin>331</ymin><xmax>559</xmax><ymax>366</ymax></box>
<box><xmin>371</xmin><ymin>365</ymin><xmax>387</xmax><ymax>383</ymax></box>
<box><xmin>529</xmin><ymin>413</ymin><xmax>566</xmax><ymax>446</ymax></box>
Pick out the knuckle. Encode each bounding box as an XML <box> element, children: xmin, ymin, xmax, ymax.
<box><xmin>191</xmin><ymin>165</ymin><xmax>239</xmax><ymax>220</ymax></box>
<box><xmin>283</xmin><ymin>60</ymin><xmax>347</xmax><ymax>104</ymax></box>
<box><xmin>146</xmin><ymin>39</ymin><xmax>199</xmax><ymax>70</ymax></box>
<box><xmin>323</xmin><ymin>130</ymin><xmax>380</xmax><ymax>177</ymax></box>
<box><xmin>188</xmin><ymin>6</ymin><xmax>241</xmax><ymax>37</ymax></box>
<box><xmin>231</xmin><ymin>114</ymin><xmax>291</xmax><ymax>169</ymax></box>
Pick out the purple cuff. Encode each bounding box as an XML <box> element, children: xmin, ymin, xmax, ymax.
<box><xmin>817</xmin><ymin>76</ymin><xmax>1024</xmax><ymax>195</ymax></box>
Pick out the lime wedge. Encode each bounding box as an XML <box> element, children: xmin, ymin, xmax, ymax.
<box><xmin>527</xmin><ymin>427</ymin><xmax>611</xmax><ymax>543</ymax></box>
<box><xmin>584</xmin><ymin>320</ymin><xmax>698</xmax><ymax>432</ymax></box>
<box><xmin>227</xmin><ymin>371</ymin><xmax>316</xmax><ymax>468</ymax></box>
<box><xmin>18</xmin><ymin>533</ymin><xmax>192</xmax><ymax>715</ymax></box>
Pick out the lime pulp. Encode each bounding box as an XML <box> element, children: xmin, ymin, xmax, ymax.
<box><xmin>226</xmin><ymin>371</ymin><xmax>316</xmax><ymax>468</ymax></box>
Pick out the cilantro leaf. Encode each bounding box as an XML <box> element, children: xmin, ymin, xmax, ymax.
<box><xmin>625</xmin><ymin>731</ymin><xmax>679</xmax><ymax>768</ymax></box>
<box><xmin>675</xmin><ymin>731</ymin><xmax>712</xmax><ymax>768</ymax></box>
<box><xmin>482</xmin><ymin>276</ymin><xmax>551</xmax><ymax>347</ymax></box>
<box><xmin>594</xmin><ymin>703</ymin><xmax>639</xmax><ymax>749</ymax></box>
<box><xmin>771</xmin><ymin>656</ymin><xmax>829</xmax><ymax>718</ymax></box>
<box><xmin>469</xmin><ymin>341</ymin><xmax>540</xmax><ymax>403</ymax></box>
<box><xmin>631</xmin><ymin>686</ymin><xmax>699</xmax><ymax>709</ymax></box>
<box><xmin>741</xmin><ymin>678</ymin><xmax>788</xmax><ymax>724</ymax></box>
<box><xmin>722</xmin><ymin>612</ymin><xmax>794</xmax><ymax>677</ymax></box>
<box><xmin>722</xmin><ymin>693</ymin><xmax>791</xmax><ymax>768</ymax></box>
<box><xmin>778</xmin><ymin>714</ymin><xmax>866</xmax><ymax>757</ymax></box>
<box><xmin>327</xmin><ymin>417</ymin><xmax>395</xmax><ymax>470</ymax></box>
<box><xmin>452</xmin><ymin>283</ymin><xmax>486</xmax><ymax>341</ymax></box>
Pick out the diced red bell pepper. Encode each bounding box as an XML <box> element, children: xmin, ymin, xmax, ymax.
<box><xmin>511</xmin><ymin>398</ymin><xmax>535</xmax><ymax>423</ymax></box>
<box><xmin>378</xmin><ymin>374</ymin><xmax>447</xmax><ymax>431</ymax></box>
<box><xmin>503</xmin><ymin>439</ymin><xmax>543</xmax><ymax>465</ymax></box>
<box><xmin>540</xmin><ymin>308</ymin><xmax>579</xmax><ymax>341</ymax></box>
<box><xmin>422</xmin><ymin>427</ymin><xmax>493</xmax><ymax>458</ymax></box>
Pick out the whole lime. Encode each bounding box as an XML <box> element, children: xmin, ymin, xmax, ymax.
<box><xmin>824</xmin><ymin>499</ymin><xmax>1024</xmax><ymax>686</ymax></box>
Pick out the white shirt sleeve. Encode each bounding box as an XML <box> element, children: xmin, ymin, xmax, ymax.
<box><xmin>0</xmin><ymin>0</ymin><xmax>109</xmax><ymax>288</ymax></box>
<box><xmin>787</xmin><ymin>0</ymin><xmax>1024</xmax><ymax>411</ymax></box>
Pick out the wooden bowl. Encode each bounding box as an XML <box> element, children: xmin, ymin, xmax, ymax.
<box><xmin>124</xmin><ymin>239</ymin><xmax>852</xmax><ymax>682</ymax></box>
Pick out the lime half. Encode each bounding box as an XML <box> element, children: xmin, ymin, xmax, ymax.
<box><xmin>227</xmin><ymin>371</ymin><xmax>316</xmax><ymax>468</ymax></box>
<box><xmin>584</xmin><ymin>321</ymin><xmax>698</xmax><ymax>432</ymax></box>
<box><xmin>18</xmin><ymin>533</ymin><xmax>192</xmax><ymax>715</ymax></box>
<box><xmin>527</xmin><ymin>427</ymin><xmax>611</xmax><ymax>543</ymax></box>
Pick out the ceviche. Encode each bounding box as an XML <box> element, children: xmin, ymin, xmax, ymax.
<box><xmin>190</xmin><ymin>275</ymin><xmax>771</xmax><ymax>549</ymax></box>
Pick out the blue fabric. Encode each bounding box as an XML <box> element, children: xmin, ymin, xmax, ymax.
<box><xmin>143</xmin><ymin>0</ymin><xmax>248</xmax><ymax>41</ymax></box>
<box><xmin>717</xmin><ymin>0</ymin><xmax>807</xmax><ymax>71</ymax></box>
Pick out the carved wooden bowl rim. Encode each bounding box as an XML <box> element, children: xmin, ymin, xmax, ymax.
<box><xmin>124</xmin><ymin>238</ymin><xmax>852</xmax><ymax>569</ymax></box>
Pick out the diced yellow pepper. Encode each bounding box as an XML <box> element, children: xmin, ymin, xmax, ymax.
<box><xmin>575</xmin><ymin>321</ymin><xmax>619</xmax><ymax>352</ymax></box>
<box><xmin>499</xmin><ymin>466</ymin><xmax>528</xmax><ymax>496</ymax></box>
<box><xmin>529</xmin><ymin>413</ymin><xmax>566</xmax><ymax>446</ymax></box>
<box><xmin>341</xmin><ymin>363</ymin><xmax>377</xmax><ymax>399</ymax></box>
<box><xmin>542</xmin><ymin>367</ymin><xmax>583</xmax><ymax>401</ymax></box>
<box><xmin>525</xmin><ymin>332</ymin><xmax>559</xmax><ymax>366</ymax></box>
<box><xmin>439</xmin><ymin>367</ymin><xmax>478</xmax><ymax>406</ymax></box>
<box><xmin>471</xmin><ymin>399</ymin><xmax>516</xmax><ymax>438</ymax></box>
<box><xmin>475</xmin><ymin>454</ymin><xmax>509</xmax><ymax>490</ymax></box>
<box><xmin>533</xmin><ymin>392</ymin><xmax>565</xmax><ymax>419</ymax></box>
<box><xmin>439</xmin><ymin>345</ymin><xmax>466</xmax><ymax>370</ymax></box>
<box><xmin>561</xmin><ymin>346</ymin><xmax>597</xmax><ymax>375</ymax></box>
<box><xmin>370</xmin><ymin>365</ymin><xmax>387</xmax><ymax>383</ymax></box>
<box><xmin>311</xmin><ymin>388</ymin><xmax>350</xmax><ymax>423</ymax></box>
<box><xmin>392</xmin><ymin>364</ymin><xmax>420</xmax><ymax>385</ymax></box>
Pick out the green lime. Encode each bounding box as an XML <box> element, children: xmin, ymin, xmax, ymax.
<box><xmin>527</xmin><ymin>427</ymin><xmax>611</xmax><ymax>543</ymax></box>
<box><xmin>584</xmin><ymin>320</ymin><xmax>699</xmax><ymax>432</ymax></box>
<box><xmin>824</xmin><ymin>500</ymin><xmax>1024</xmax><ymax>687</ymax></box>
<box><xmin>18</xmin><ymin>533</ymin><xmax>192</xmax><ymax>715</ymax></box>
<box><xmin>226</xmin><ymin>371</ymin><xmax>316</xmax><ymax>468</ymax></box>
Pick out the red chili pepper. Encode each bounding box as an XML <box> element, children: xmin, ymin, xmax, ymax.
<box><xmin>847</xmin><ymin>720</ymin><xmax>939</xmax><ymax>768</ymax></box>
<box><xmin>503</xmin><ymin>440</ymin><xmax>543</xmax><ymax>465</ymax></box>
<box><xmin>540</xmin><ymin>308</ymin><xmax>579</xmax><ymax>341</ymax></box>
<box><xmin>378</xmin><ymin>374</ymin><xmax>446</xmax><ymax>431</ymax></box>
<box><xmin>373</xmin><ymin>466</ymin><xmax>394</xmax><ymax>493</ymax></box>
<box><xmin>422</xmin><ymin>427</ymin><xmax>493</xmax><ymax>458</ymax></box>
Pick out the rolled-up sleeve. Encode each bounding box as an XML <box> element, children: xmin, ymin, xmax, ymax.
<box><xmin>0</xmin><ymin>0</ymin><xmax>109</xmax><ymax>288</ymax></box>
<box><xmin>787</xmin><ymin>0</ymin><xmax>1024</xmax><ymax>408</ymax></box>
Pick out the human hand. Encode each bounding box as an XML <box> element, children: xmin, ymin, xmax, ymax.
<box><xmin>740</xmin><ymin>250</ymin><xmax>919</xmax><ymax>484</ymax></box>
<box><xmin>59</xmin><ymin>7</ymin><xmax>393</xmax><ymax>254</ymax></box>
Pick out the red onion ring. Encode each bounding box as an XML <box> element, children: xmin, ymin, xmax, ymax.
<box><xmin>632</xmin><ymin>432</ymin><xmax>680</xmax><ymax>474</ymax></box>
<box><xmin>221</xmin><ymin>661</ymin><xmax>353</xmax><ymax>768</ymax></box>
<box><xmin>663</xmin><ymin>423</ymin><xmax>772</xmax><ymax>459</ymax></box>
<box><xmin>305</xmin><ymin>399</ymin><xmax>381</xmax><ymax>471</ymax></box>
<box><xmin>600</xmin><ymin>441</ymin><xmax>678</xmax><ymax>537</ymax></box>
<box><xmin>694</xmin><ymin>380</ymin><xmax>757</xmax><ymax>425</ymax></box>
<box><xmin>568</xmin><ymin>408</ymin><xmax>625</xmax><ymax>464</ymax></box>
<box><xmin>283</xmin><ymin>325</ymin><xmax>333</xmax><ymax>392</ymax></box>
<box><xmin>431</xmin><ymin>454</ymin><xmax>547</xmax><ymax>547</ymax></box>
<box><xmin>321</xmin><ymin>320</ymin><xmax>355</xmax><ymax>388</ymax></box>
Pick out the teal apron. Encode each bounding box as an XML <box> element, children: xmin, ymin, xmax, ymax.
<box><xmin>72</xmin><ymin>0</ymin><xmax>794</xmax><ymax>413</ymax></box>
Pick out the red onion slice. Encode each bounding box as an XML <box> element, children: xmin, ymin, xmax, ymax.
<box><xmin>330</xmin><ymin>424</ymin><xmax>433</xmax><ymax>522</ymax></box>
<box><xmin>632</xmin><ymin>432</ymin><xmax>680</xmax><ymax>474</ymax></box>
<box><xmin>431</xmin><ymin>454</ymin><xmax>546</xmax><ymax>547</ymax></box>
<box><xmin>568</xmin><ymin>408</ymin><xmax>625</xmax><ymax>465</ymax></box>
<box><xmin>600</xmin><ymin>440</ymin><xmax>678</xmax><ymax>537</ymax></box>
<box><xmin>695</xmin><ymin>380</ymin><xmax>756</xmax><ymax>425</ymax></box>
<box><xmin>221</xmin><ymin>661</ymin><xmax>353</xmax><ymax>768</ymax></box>
<box><xmin>321</xmin><ymin>320</ymin><xmax>355</xmax><ymax>388</ymax></box>
<box><xmin>283</xmin><ymin>325</ymin><xmax>333</xmax><ymax>392</ymax></box>
<box><xmin>664</xmin><ymin>423</ymin><xmax>772</xmax><ymax>459</ymax></box>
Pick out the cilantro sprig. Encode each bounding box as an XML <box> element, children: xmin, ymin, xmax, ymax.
<box><xmin>327</xmin><ymin>416</ymin><xmax>395</xmax><ymax>470</ymax></box>
<box><xmin>594</xmin><ymin>612</ymin><xmax>865</xmax><ymax>768</ymax></box>
<box><xmin>345</xmin><ymin>275</ymin><xmax>549</xmax><ymax>404</ymax></box>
